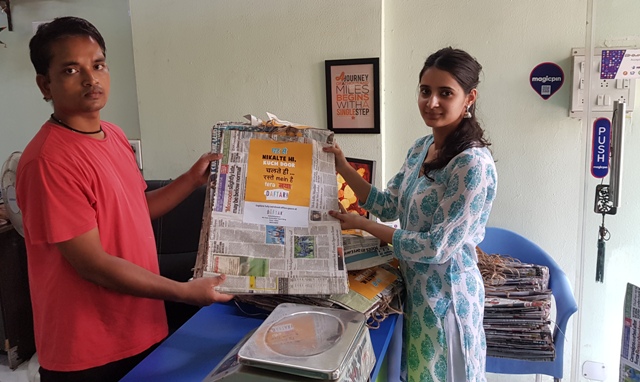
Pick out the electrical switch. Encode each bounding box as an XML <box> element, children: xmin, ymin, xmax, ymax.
<box><xmin>570</xmin><ymin>48</ymin><xmax>636</xmax><ymax>118</ymax></box>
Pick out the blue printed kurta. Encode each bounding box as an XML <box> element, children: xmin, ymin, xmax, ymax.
<box><xmin>361</xmin><ymin>135</ymin><xmax>497</xmax><ymax>382</ymax></box>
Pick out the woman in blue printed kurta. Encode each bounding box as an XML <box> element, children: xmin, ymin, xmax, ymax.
<box><xmin>326</xmin><ymin>47</ymin><xmax>496</xmax><ymax>382</ymax></box>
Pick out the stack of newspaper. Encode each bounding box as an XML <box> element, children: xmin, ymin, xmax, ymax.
<box><xmin>620</xmin><ymin>283</ymin><xmax>640</xmax><ymax>380</ymax></box>
<box><xmin>478</xmin><ymin>250</ymin><xmax>555</xmax><ymax>362</ymax></box>
<box><xmin>329</xmin><ymin>260</ymin><xmax>404</xmax><ymax>328</ymax></box>
<box><xmin>193</xmin><ymin>116</ymin><xmax>349</xmax><ymax>295</ymax></box>
<box><xmin>235</xmin><ymin>260</ymin><xmax>404</xmax><ymax>329</ymax></box>
<box><xmin>343</xmin><ymin>233</ymin><xmax>394</xmax><ymax>271</ymax></box>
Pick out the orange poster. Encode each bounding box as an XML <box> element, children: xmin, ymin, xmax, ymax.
<box><xmin>243</xmin><ymin>139</ymin><xmax>313</xmax><ymax>227</ymax></box>
<box><xmin>348</xmin><ymin>266</ymin><xmax>398</xmax><ymax>300</ymax></box>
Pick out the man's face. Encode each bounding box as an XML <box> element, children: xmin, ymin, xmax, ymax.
<box><xmin>37</xmin><ymin>35</ymin><xmax>110</xmax><ymax>119</ymax></box>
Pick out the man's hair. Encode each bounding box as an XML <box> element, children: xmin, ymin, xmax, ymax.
<box><xmin>29</xmin><ymin>16</ymin><xmax>106</xmax><ymax>76</ymax></box>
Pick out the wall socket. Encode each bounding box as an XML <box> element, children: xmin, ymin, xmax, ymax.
<box><xmin>582</xmin><ymin>361</ymin><xmax>606</xmax><ymax>381</ymax></box>
<box><xmin>128</xmin><ymin>139</ymin><xmax>143</xmax><ymax>171</ymax></box>
<box><xmin>570</xmin><ymin>47</ymin><xmax>636</xmax><ymax>118</ymax></box>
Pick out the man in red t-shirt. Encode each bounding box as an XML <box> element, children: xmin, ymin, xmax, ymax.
<box><xmin>16</xmin><ymin>16</ymin><xmax>233</xmax><ymax>382</ymax></box>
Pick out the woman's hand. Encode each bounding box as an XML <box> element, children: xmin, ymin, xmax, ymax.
<box><xmin>323</xmin><ymin>142</ymin><xmax>351</xmax><ymax>175</ymax></box>
<box><xmin>330</xmin><ymin>210</ymin><xmax>396</xmax><ymax>244</ymax></box>
<box><xmin>328</xmin><ymin>209</ymin><xmax>368</xmax><ymax>231</ymax></box>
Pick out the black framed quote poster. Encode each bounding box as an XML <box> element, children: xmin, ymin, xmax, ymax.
<box><xmin>325</xmin><ymin>58</ymin><xmax>380</xmax><ymax>134</ymax></box>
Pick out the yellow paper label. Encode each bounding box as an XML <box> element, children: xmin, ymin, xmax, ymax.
<box><xmin>245</xmin><ymin>139</ymin><xmax>313</xmax><ymax>207</ymax></box>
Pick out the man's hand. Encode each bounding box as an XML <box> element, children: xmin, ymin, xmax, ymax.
<box><xmin>186</xmin><ymin>152</ymin><xmax>223</xmax><ymax>188</ymax></box>
<box><xmin>146</xmin><ymin>152</ymin><xmax>222</xmax><ymax>220</ymax></box>
<box><xmin>179</xmin><ymin>275</ymin><xmax>234</xmax><ymax>306</ymax></box>
<box><xmin>56</xmin><ymin>227</ymin><xmax>234</xmax><ymax>305</ymax></box>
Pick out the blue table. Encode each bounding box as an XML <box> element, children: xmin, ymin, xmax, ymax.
<box><xmin>122</xmin><ymin>302</ymin><xmax>401</xmax><ymax>381</ymax></box>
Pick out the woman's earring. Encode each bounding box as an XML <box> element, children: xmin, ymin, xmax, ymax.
<box><xmin>463</xmin><ymin>105</ymin><xmax>472</xmax><ymax>119</ymax></box>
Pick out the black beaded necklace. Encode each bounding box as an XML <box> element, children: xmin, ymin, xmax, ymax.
<box><xmin>50</xmin><ymin>114</ymin><xmax>103</xmax><ymax>135</ymax></box>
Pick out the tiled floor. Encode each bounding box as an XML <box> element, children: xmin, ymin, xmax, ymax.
<box><xmin>0</xmin><ymin>353</ymin><xmax>32</xmax><ymax>382</ymax></box>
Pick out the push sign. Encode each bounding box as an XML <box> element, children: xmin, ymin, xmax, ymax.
<box><xmin>529</xmin><ymin>62</ymin><xmax>564</xmax><ymax>100</ymax></box>
<box><xmin>591</xmin><ymin>118</ymin><xmax>611</xmax><ymax>178</ymax></box>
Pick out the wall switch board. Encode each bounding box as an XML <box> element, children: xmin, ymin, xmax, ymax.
<box><xmin>570</xmin><ymin>48</ymin><xmax>636</xmax><ymax>118</ymax></box>
<box><xmin>128</xmin><ymin>139</ymin><xmax>143</xmax><ymax>171</ymax></box>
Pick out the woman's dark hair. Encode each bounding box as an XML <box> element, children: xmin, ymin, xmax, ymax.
<box><xmin>29</xmin><ymin>16</ymin><xmax>106</xmax><ymax>76</ymax></box>
<box><xmin>419</xmin><ymin>47</ymin><xmax>490</xmax><ymax>179</ymax></box>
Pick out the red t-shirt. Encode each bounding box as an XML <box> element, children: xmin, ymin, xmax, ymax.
<box><xmin>16</xmin><ymin>120</ymin><xmax>168</xmax><ymax>371</ymax></box>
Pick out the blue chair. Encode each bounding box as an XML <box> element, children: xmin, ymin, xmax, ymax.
<box><xmin>478</xmin><ymin>227</ymin><xmax>578</xmax><ymax>382</ymax></box>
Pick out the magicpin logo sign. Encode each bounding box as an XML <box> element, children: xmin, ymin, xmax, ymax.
<box><xmin>529</xmin><ymin>62</ymin><xmax>564</xmax><ymax>100</ymax></box>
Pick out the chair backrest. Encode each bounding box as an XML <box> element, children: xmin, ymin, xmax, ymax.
<box><xmin>478</xmin><ymin>227</ymin><xmax>578</xmax><ymax>379</ymax></box>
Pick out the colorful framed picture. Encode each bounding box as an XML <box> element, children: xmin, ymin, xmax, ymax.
<box><xmin>337</xmin><ymin>157</ymin><xmax>376</xmax><ymax>219</ymax></box>
<box><xmin>325</xmin><ymin>58</ymin><xmax>380</xmax><ymax>134</ymax></box>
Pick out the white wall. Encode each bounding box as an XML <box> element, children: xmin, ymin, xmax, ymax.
<box><xmin>577</xmin><ymin>0</ymin><xmax>640</xmax><ymax>379</ymax></box>
<box><xmin>0</xmin><ymin>0</ymin><xmax>140</xmax><ymax>164</ymax></box>
<box><xmin>129</xmin><ymin>0</ymin><xmax>383</xmax><ymax>183</ymax></box>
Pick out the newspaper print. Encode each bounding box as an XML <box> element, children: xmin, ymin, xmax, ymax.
<box><xmin>194</xmin><ymin>122</ymin><xmax>349</xmax><ymax>295</ymax></box>
<box><xmin>481</xmin><ymin>257</ymin><xmax>555</xmax><ymax>361</ymax></box>
<box><xmin>337</xmin><ymin>329</ymin><xmax>376</xmax><ymax>382</ymax></box>
<box><xmin>620</xmin><ymin>283</ymin><xmax>640</xmax><ymax>382</ymax></box>
<box><xmin>342</xmin><ymin>234</ymin><xmax>394</xmax><ymax>270</ymax></box>
<box><xmin>329</xmin><ymin>262</ymin><xmax>404</xmax><ymax>318</ymax></box>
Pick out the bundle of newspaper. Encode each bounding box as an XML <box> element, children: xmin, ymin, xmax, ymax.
<box><xmin>330</xmin><ymin>260</ymin><xmax>404</xmax><ymax>328</ymax></box>
<box><xmin>343</xmin><ymin>233</ymin><xmax>394</xmax><ymax>271</ymax></box>
<box><xmin>193</xmin><ymin>115</ymin><xmax>349</xmax><ymax>295</ymax></box>
<box><xmin>477</xmin><ymin>248</ymin><xmax>555</xmax><ymax>362</ymax></box>
<box><xmin>235</xmin><ymin>261</ymin><xmax>404</xmax><ymax>329</ymax></box>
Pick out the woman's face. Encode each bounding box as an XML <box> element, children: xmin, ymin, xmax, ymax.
<box><xmin>418</xmin><ymin>67</ymin><xmax>475</xmax><ymax>134</ymax></box>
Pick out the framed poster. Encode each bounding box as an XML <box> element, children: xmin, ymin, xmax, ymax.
<box><xmin>128</xmin><ymin>139</ymin><xmax>143</xmax><ymax>171</ymax></box>
<box><xmin>337</xmin><ymin>157</ymin><xmax>376</xmax><ymax>219</ymax></box>
<box><xmin>325</xmin><ymin>58</ymin><xmax>380</xmax><ymax>134</ymax></box>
